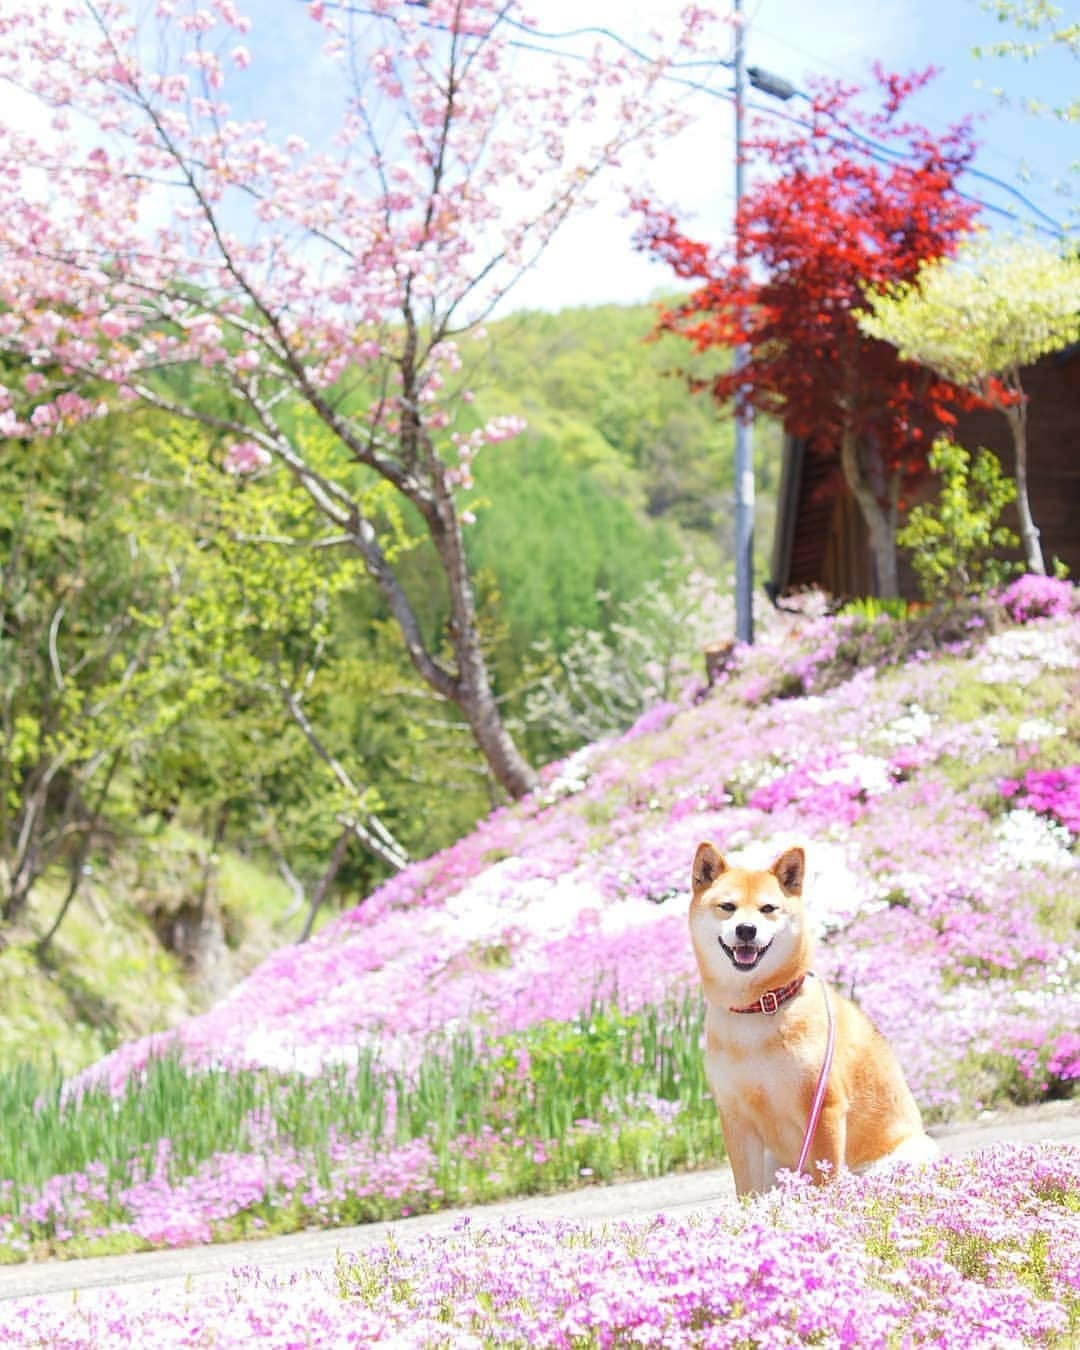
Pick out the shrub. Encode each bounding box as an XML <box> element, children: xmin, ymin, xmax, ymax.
<box><xmin>898</xmin><ymin>438</ymin><xmax>1019</xmax><ymax>603</ymax></box>
<box><xmin>523</xmin><ymin>564</ymin><xmax>726</xmax><ymax>750</ymax></box>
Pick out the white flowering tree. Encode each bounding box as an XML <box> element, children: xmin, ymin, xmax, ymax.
<box><xmin>0</xmin><ymin>0</ymin><xmax>714</xmax><ymax>799</ymax></box>
<box><xmin>857</xmin><ymin>237</ymin><xmax>1080</xmax><ymax>577</ymax></box>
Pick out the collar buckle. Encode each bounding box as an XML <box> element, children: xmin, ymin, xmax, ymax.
<box><xmin>729</xmin><ymin>973</ymin><xmax>807</xmax><ymax>1015</ymax></box>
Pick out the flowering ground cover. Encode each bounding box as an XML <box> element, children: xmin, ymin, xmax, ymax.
<box><xmin>1</xmin><ymin>578</ymin><xmax>1077</xmax><ymax>1272</ymax></box>
<box><xmin>4</xmin><ymin>1144</ymin><xmax>1078</xmax><ymax>1347</ymax></box>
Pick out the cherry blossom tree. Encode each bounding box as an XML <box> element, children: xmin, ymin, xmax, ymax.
<box><xmin>0</xmin><ymin>0</ymin><xmax>715</xmax><ymax>799</ymax></box>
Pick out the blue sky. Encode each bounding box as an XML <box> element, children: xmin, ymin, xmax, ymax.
<box><xmin>494</xmin><ymin>0</ymin><xmax>1078</xmax><ymax>312</ymax></box>
<box><xmin>22</xmin><ymin>0</ymin><xmax>1073</xmax><ymax>315</ymax></box>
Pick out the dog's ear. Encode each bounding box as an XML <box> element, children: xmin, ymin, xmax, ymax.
<box><xmin>770</xmin><ymin>846</ymin><xmax>805</xmax><ymax>896</ymax></box>
<box><xmin>692</xmin><ymin>841</ymin><xmax>727</xmax><ymax>894</ymax></box>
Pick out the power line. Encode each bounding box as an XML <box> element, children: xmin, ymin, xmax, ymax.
<box><xmin>300</xmin><ymin>2</ymin><xmax>1071</xmax><ymax>239</ymax></box>
<box><xmin>772</xmin><ymin>88</ymin><xmax>1070</xmax><ymax>236</ymax></box>
<box><xmin>509</xmin><ymin>23</ymin><xmax>1070</xmax><ymax>237</ymax></box>
<box><xmin>748</xmin><ymin>16</ymin><xmax>1049</xmax><ymax>172</ymax></box>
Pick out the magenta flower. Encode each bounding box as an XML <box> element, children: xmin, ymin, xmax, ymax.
<box><xmin>1000</xmin><ymin>766</ymin><xmax>1080</xmax><ymax>834</ymax></box>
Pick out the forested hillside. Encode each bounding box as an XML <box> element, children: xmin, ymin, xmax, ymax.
<box><xmin>1</xmin><ymin>302</ymin><xmax>777</xmax><ymax>1069</ymax></box>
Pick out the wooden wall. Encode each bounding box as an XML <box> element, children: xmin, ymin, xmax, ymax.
<box><xmin>771</xmin><ymin>347</ymin><xmax>1080</xmax><ymax>599</ymax></box>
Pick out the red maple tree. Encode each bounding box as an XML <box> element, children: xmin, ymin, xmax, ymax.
<box><xmin>635</xmin><ymin>68</ymin><xmax>981</xmax><ymax>598</ymax></box>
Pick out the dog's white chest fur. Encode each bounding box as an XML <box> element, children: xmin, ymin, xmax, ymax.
<box><xmin>704</xmin><ymin>1005</ymin><xmax>817</xmax><ymax>1166</ymax></box>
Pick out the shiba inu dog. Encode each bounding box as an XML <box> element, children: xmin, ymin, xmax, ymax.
<box><xmin>689</xmin><ymin>842</ymin><xmax>938</xmax><ymax>1196</ymax></box>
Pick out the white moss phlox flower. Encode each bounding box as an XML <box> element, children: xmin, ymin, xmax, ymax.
<box><xmin>1015</xmin><ymin>717</ymin><xmax>1065</xmax><ymax>742</ymax></box>
<box><xmin>812</xmin><ymin>750</ymin><xmax>894</xmax><ymax>797</ymax></box>
<box><xmin>540</xmin><ymin>746</ymin><xmax>593</xmax><ymax>804</ymax></box>
<box><xmin>994</xmin><ymin>809</ymin><xmax>1075</xmax><ymax>872</ymax></box>
<box><xmin>978</xmin><ymin>625</ymin><xmax>1079</xmax><ymax>685</ymax></box>
<box><xmin>436</xmin><ymin>858</ymin><xmax>604</xmax><ymax>944</ymax></box>
<box><xmin>878</xmin><ymin>703</ymin><xmax>934</xmax><ymax>748</ymax></box>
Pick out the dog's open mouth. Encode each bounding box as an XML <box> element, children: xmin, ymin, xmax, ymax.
<box><xmin>719</xmin><ymin>938</ymin><xmax>772</xmax><ymax>970</ymax></box>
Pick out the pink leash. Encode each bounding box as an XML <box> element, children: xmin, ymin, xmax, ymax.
<box><xmin>796</xmin><ymin>973</ymin><xmax>835</xmax><ymax>1176</ymax></box>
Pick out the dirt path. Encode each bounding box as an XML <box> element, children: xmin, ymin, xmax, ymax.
<box><xmin>2</xmin><ymin>1098</ymin><xmax>1076</xmax><ymax>1309</ymax></box>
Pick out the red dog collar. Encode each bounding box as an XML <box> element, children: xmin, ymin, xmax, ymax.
<box><xmin>729</xmin><ymin>973</ymin><xmax>807</xmax><ymax>1014</ymax></box>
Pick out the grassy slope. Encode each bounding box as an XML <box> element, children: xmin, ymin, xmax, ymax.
<box><xmin>0</xmin><ymin>827</ymin><xmax>303</xmax><ymax>1074</ymax></box>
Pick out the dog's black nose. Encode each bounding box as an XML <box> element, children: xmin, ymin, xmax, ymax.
<box><xmin>735</xmin><ymin>923</ymin><xmax>757</xmax><ymax>942</ymax></box>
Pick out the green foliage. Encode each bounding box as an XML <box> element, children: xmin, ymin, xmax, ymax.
<box><xmin>522</xmin><ymin>562</ymin><xmax>723</xmax><ymax>754</ymax></box>
<box><xmin>0</xmin><ymin>415</ymin><xmax>216</xmax><ymax>927</ymax></box>
<box><xmin>857</xmin><ymin>237</ymin><xmax>1080</xmax><ymax>389</ymax></box>
<box><xmin>935</xmin><ymin>661</ymin><xmax>1032</xmax><ymax>726</ymax></box>
<box><xmin>467</xmin><ymin>436</ymin><xmax>679</xmax><ymax>667</ymax></box>
<box><xmin>836</xmin><ymin>597</ymin><xmax>913</xmax><ymax>621</ymax></box>
<box><xmin>0</xmin><ymin>948</ymin><xmax>119</xmax><ymax>1072</ymax></box>
<box><xmin>315</xmin><ymin>617</ymin><xmax>496</xmax><ymax>873</ymax></box>
<box><xmin>897</xmin><ymin>438</ymin><xmax>1021</xmax><ymax>601</ymax></box>
<box><xmin>0</xmin><ymin>993</ymin><xmax>723</xmax><ymax>1257</ymax></box>
<box><xmin>470</xmin><ymin>302</ymin><xmax>784</xmax><ymax>542</ymax></box>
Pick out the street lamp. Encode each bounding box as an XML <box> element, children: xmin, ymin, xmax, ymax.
<box><xmin>747</xmin><ymin>66</ymin><xmax>797</xmax><ymax>102</ymax></box>
<box><xmin>731</xmin><ymin>3</ymin><xmax>794</xmax><ymax>645</ymax></box>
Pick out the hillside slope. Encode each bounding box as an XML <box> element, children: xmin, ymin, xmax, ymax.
<box><xmin>3</xmin><ymin>577</ymin><xmax>1076</xmax><ymax>1265</ymax></box>
<box><xmin>82</xmin><ymin>577</ymin><xmax>1078</xmax><ymax>1112</ymax></box>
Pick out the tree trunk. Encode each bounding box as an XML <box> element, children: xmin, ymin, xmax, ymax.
<box><xmin>291</xmin><ymin>427</ymin><xmax>538</xmax><ymax>802</ymax></box>
<box><xmin>455</xmin><ymin>674</ymin><xmax>537</xmax><ymax>800</ymax></box>
<box><xmin>430</xmin><ymin>465</ymin><xmax>540</xmax><ymax>801</ymax></box>
<box><xmin>839</xmin><ymin>428</ymin><xmax>899</xmax><ymax>599</ymax></box>
<box><xmin>197</xmin><ymin>806</ymin><xmax>230</xmax><ymax>922</ymax></box>
<box><xmin>298</xmin><ymin>825</ymin><xmax>351</xmax><ymax>944</ymax></box>
<box><xmin>36</xmin><ymin>750</ymin><xmax>122</xmax><ymax>958</ymax></box>
<box><xmin>1005</xmin><ymin>399</ymin><xmax>1045</xmax><ymax>576</ymax></box>
<box><xmin>2</xmin><ymin>757</ymin><xmax>68</xmax><ymax>925</ymax></box>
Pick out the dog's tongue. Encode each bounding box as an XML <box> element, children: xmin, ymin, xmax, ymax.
<box><xmin>733</xmin><ymin>945</ymin><xmax>759</xmax><ymax>967</ymax></box>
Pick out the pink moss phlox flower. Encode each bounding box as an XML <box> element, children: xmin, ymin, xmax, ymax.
<box><xmin>32</xmin><ymin>595</ymin><xmax>1078</xmax><ymax>1263</ymax></box>
<box><xmin>623</xmin><ymin>701</ymin><xmax>680</xmax><ymax>741</ymax></box>
<box><xmin>999</xmin><ymin>574</ymin><xmax>1077</xmax><ymax>623</ymax></box>
<box><xmin>1000</xmin><ymin>765</ymin><xmax>1080</xmax><ymax>834</ymax></box>
<box><xmin>3</xmin><ymin>1145</ymin><xmax>1077</xmax><ymax>1348</ymax></box>
<box><xmin>748</xmin><ymin>748</ymin><xmax>896</xmax><ymax>829</ymax></box>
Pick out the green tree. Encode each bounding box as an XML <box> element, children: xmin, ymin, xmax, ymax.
<box><xmin>857</xmin><ymin>236</ymin><xmax>1080</xmax><ymax>575</ymax></box>
<box><xmin>131</xmin><ymin>425</ymin><xmax>413</xmax><ymax>942</ymax></box>
<box><xmin>0</xmin><ymin>422</ymin><xmax>213</xmax><ymax>932</ymax></box>
<box><xmin>474</xmin><ymin>303</ymin><xmax>770</xmax><ymax>544</ymax></box>
<box><xmin>467</xmin><ymin>437</ymin><xmax>679</xmax><ymax>665</ymax></box>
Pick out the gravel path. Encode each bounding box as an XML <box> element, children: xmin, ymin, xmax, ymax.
<box><xmin>1</xmin><ymin>1098</ymin><xmax>1076</xmax><ymax>1309</ymax></box>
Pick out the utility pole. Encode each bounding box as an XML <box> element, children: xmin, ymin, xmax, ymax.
<box><xmin>732</xmin><ymin>0</ymin><xmax>754</xmax><ymax>645</ymax></box>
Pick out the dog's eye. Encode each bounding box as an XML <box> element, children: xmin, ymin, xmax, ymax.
<box><xmin>717</xmin><ymin>902</ymin><xmax>736</xmax><ymax>913</ymax></box>
<box><xmin>760</xmin><ymin>904</ymin><xmax>778</xmax><ymax>914</ymax></box>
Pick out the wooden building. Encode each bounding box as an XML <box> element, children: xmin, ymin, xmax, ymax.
<box><xmin>770</xmin><ymin>346</ymin><xmax>1080</xmax><ymax>601</ymax></box>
